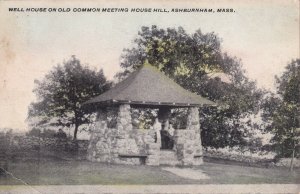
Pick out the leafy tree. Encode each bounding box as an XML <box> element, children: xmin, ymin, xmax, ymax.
<box><xmin>117</xmin><ymin>25</ymin><xmax>263</xmax><ymax>148</ymax></box>
<box><xmin>262</xmin><ymin>59</ymin><xmax>300</xmax><ymax>170</ymax></box>
<box><xmin>28</xmin><ymin>56</ymin><xmax>111</xmax><ymax>140</ymax></box>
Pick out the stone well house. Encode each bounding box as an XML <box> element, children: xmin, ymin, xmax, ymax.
<box><xmin>84</xmin><ymin>65</ymin><xmax>215</xmax><ymax>166</ymax></box>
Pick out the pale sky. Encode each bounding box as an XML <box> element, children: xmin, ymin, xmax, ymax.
<box><xmin>0</xmin><ymin>0</ymin><xmax>299</xmax><ymax>131</ymax></box>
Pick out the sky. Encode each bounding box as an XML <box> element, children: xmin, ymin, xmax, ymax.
<box><xmin>0</xmin><ymin>0</ymin><xmax>299</xmax><ymax>131</ymax></box>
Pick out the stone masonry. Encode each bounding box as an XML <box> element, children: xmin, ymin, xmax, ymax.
<box><xmin>87</xmin><ymin>108</ymin><xmax>115</xmax><ymax>163</ymax></box>
<box><xmin>145</xmin><ymin>130</ymin><xmax>160</xmax><ymax>166</ymax></box>
<box><xmin>87</xmin><ymin>104</ymin><xmax>154</xmax><ymax>165</ymax></box>
<box><xmin>174</xmin><ymin>129</ymin><xmax>196</xmax><ymax>166</ymax></box>
<box><xmin>87</xmin><ymin>105</ymin><xmax>204</xmax><ymax>166</ymax></box>
<box><xmin>187</xmin><ymin>107</ymin><xmax>203</xmax><ymax>165</ymax></box>
<box><xmin>173</xmin><ymin>107</ymin><xmax>203</xmax><ymax>166</ymax></box>
<box><xmin>115</xmin><ymin>104</ymin><xmax>140</xmax><ymax>164</ymax></box>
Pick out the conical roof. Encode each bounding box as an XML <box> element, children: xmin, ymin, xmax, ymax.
<box><xmin>84</xmin><ymin>65</ymin><xmax>215</xmax><ymax>107</ymax></box>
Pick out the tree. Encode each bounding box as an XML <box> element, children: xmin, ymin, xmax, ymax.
<box><xmin>262</xmin><ymin>59</ymin><xmax>300</xmax><ymax>170</ymax></box>
<box><xmin>117</xmin><ymin>25</ymin><xmax>263</xmax><ymax>148</ymax></box>
<box><xmin>28</xmin><ymin>56</ymin><xmax>111</xmax><ymax>140</ymax></box>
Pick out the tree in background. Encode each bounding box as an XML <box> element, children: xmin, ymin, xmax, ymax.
<box><xmin>117</xmin><ymin>25</ymin><xmax>263</xmax><ymax>148</ymax></box>
<box><xmin>28</xmin><ymin>56</ymin><xmax>111</xmax><ymax>140</ymax></box>
<box><xmin>262</xmin><ymin>59</ymin><xmax>300</xmax><ymax>170</ymax></box>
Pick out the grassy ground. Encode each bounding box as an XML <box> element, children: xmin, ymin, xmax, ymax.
<box><xmin>0</xmin><ymin>156</ymin><xmax>299</xmax><ymax>185</ymax></box>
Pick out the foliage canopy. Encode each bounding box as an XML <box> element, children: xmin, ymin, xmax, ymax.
<box><xmin>262</xmin><ymin>59</ymin><xmax>300</xmax><ymax>160</ymax></box>
<box><xmin>117</xmin><ymin>25</ymin><xmax>263</xmax><ymax>148</ymax></box>
<box><xmin>28</xmin><ymin>56</ymin><xmax>111</xmax><ymax>139</ymax></box>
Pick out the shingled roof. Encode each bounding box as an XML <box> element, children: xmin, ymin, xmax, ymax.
<box><xmin>84</xmin><ymin>64</ymin><xmax>215</xmax><ymax>108</ymax></box>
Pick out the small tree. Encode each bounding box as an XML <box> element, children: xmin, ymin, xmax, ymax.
<box><xmin>262</xmin><ymin>59</ymin><xmax>300</xmax><ymax>170</ymax></box>
<box><xmin>28</xmin><ymin>56</ymin><xmax>111</xmax><ymax>140</ymax></box>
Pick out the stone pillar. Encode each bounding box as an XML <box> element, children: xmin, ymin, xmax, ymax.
<box><xmin>145</xmin><ymin>127</ymin><xmax>160</xmax><ymax>166</ymax></box>
<box><xmin>115</xmin><ymin>104</ymin><xmax>140</xmax><ymax>165</ymax></box>
<box><xmin>187</xmin><ymin>107</ymin><xmax>203</xmax><ymax>165</ymax></box>
<box><xmin>87</xmin><ymin>108</ymin><xmax>109</xmax><ymax>162</ymax></box>
<box><xmin>173</xmin><ymin>107</ymin><xmax>203</xmax><ymax>166</ymax></box>
<box><xmin>116</xmin><ymin>104</ymin><xmax>132</xmax><ymax>138</ymax></box>
<box><xmin>174</xmin><ymin>129</ymin><xmax>196</xmax><ymax>166</ymax></box>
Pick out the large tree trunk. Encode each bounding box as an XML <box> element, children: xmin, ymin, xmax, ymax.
<box><xmin>289</xmin><ymin>144</ymin><xmax>295</xmax><ymax>171</ymax></box>
<box><xmin>73</xmin><ymin>123</ymin><xmax>79</xmax><ymax>140</ymax></box>
<box><xmin>289</xmin><ymin>125</ymin><xmax>296</xmax><ymax>172</ymax></box>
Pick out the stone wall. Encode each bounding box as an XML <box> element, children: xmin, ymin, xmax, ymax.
<box><xmin>87</xmin><ymin>104</ymin><xmax>157</xmax><ymax>165</ymax></box>
<box><xmin>203</xmin><ymin>149</ymin><xmax>273</xmax><ymax>165</ymax></box>
<box><xmin>275</xmin><ymin>158</ymin><xmax>300</xmax><ymax>168</ymax></box>
<box><xmin>203</xmin><ymin>149</ymin><xmax>300</xmax><ymax>168</ymax></box>
<box><xmin>0</xmin><ymin>134</ymin><xmax>88</xmax><ymax>154</ymax></box>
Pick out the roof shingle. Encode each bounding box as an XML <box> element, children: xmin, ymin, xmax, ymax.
<box><xmin>84</xmin><ymin>64</ymin><xmax>215</xmax><ymax>107</ymax></box>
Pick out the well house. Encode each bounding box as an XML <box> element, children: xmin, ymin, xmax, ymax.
<box><xmin>84</xmin><ymin>65</ymin><xmax>214</xmax><ymax>166</ymax></box>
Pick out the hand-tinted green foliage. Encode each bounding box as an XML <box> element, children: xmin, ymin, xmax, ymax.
<box><xmin>276</xmin><ymin>59</ymin><xmax>300</xmax><ymax>105</ymax></box>
<box><xmin>262</xmin><ymin>59</ymin><xmax>300</xmax><ymax>158</ymax></box>
<box><xmin>117</xmin><ymin>25</ymin><xmax>263</xmax><ymax>148</ymax></box>
<box><xmin>28</xmin><ymin>56</ymin><xmax>111</xmax><ymax>139</ymax></box>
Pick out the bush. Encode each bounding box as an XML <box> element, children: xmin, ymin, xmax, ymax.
<box><xmin>26</xmin><ymin>128</ymin><xmax>57</xmax><ymax>138</ymax></box>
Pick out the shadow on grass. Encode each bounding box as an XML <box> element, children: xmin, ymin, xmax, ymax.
<box><xmin>1</xmin><ymin>153</ymin><xmax>299</xmax><ymax>185</ymax></box>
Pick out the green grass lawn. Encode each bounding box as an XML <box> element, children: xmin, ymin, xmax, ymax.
<box><xmin>0</xmin><ymin>158</ymin><xmax>299</xmax><ymax>185</ymax></box>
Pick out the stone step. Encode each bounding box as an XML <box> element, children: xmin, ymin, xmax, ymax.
<box><xmin>159</xmin><ymin>150</ymin><xmax>176</xmax><ymax>155</ymax></box>
<box><xmin>160</xmin><ymin>156</ymin><xmax>177</xmax><ymax>160</ymax></box>
<box><xmin>159</xmin><ymin>151</ymin><xmax>176</xmax><ymax>158</ymax></box>
<box><xmin>160</xmin><ymin>159</ymin><xmax>180</xmax><ymax>166</ymax></box>
<box><xmin>159</xmin><ymin>150</ymin><xmax>180</xmax><ymax>166</ymax></box>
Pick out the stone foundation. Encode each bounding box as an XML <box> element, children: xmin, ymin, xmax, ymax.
<box><xmin>87</xmin><ymin>104</ymin><xmax>203</xmax><ymax>166</ymax></box>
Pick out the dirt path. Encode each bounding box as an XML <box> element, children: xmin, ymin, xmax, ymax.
<box><xmin>162</xmin><ymin>167</ymin><xmax>210</xmax><ymax>180</ymax></box>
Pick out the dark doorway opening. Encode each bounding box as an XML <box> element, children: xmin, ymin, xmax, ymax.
<box><xmin>160</xmin><ymin>130</ymin><xmax>174</xmax><ymax>150</ymax></box>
